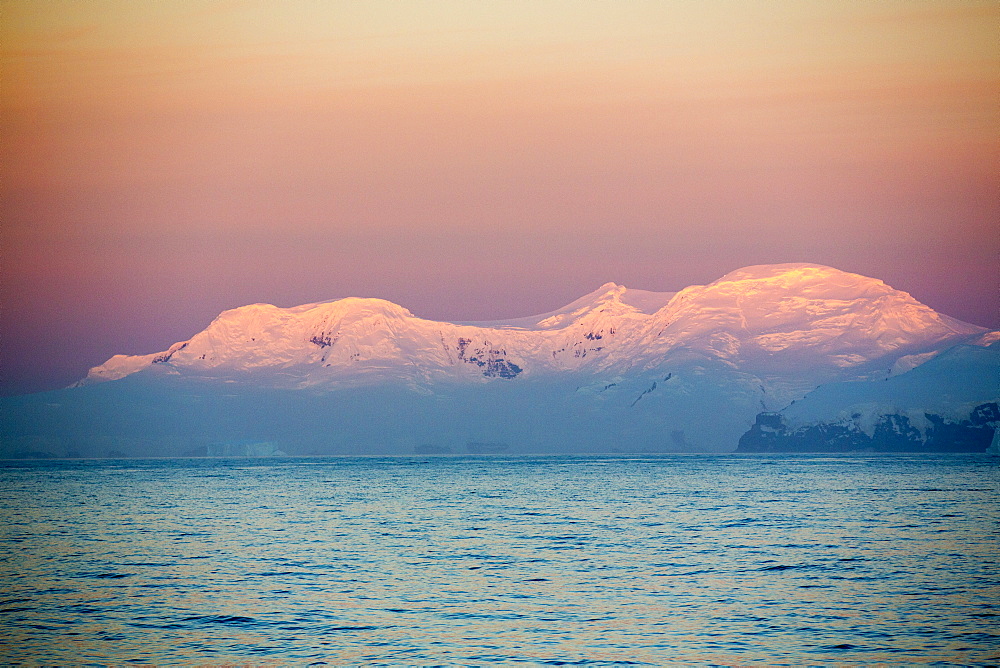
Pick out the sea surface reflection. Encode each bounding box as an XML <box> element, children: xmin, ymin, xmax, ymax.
<box><xmin>0</xmin><ymin>454</ymin><xmax>998</xmax><ymax>663</ymax></box>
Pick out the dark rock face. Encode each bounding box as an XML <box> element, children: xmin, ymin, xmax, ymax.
<box><xmin>481</xmin><ymin>358</ymin><xmax>522</xmax><ymax>379</ymax></box>
<box><xmin>153</xmin><ymin>342</ymin><xmax>188</xmax><ymax>364</ymax></box>
<box><xmin>737</xmin><ymin>403</ymin><xmax>999</xmax><ymax>453</ymax></box>
<box><xmin>456</xmin><ymin>338</ymin><xmax>522</xmax><ymax>379</ymax></box>
<box><xmin>310</xmin><ymin>334</ymin><xmax>335</xmax><ymax>348</ymax></box>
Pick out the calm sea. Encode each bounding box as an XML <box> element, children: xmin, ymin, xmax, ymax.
<box><xmin>0</xmin><ymin>454</ymin><xmax>997</xmax><ymax>664</ymax></box>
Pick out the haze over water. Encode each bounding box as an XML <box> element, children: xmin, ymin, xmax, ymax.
<box><xmin>1</xmin><ymin>454</ymin><xmax>997</xmax><ymax>663</ymax></box>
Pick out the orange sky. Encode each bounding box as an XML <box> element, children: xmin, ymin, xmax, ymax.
<box><xmin>2</xmin><ymin>0</ymin><xmax>998</xmax><ymax>394</ymax></box>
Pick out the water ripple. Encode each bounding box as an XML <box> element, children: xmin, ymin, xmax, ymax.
<box><xmin>0</xmin><ymin>453</ymin><xmax>998</xmax><ymax>663</ymax></box>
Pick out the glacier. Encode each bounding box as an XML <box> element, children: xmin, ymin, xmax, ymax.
<box><xmin>2</xmin><ymin>264</ymin><xmax>996</xmax><ymax>457</ymax></box>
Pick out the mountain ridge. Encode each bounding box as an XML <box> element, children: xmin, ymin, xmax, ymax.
<box><xmin>5</xmin><ymin>263</ymin><xmax>995</xmax><ymax>458</ymax></box>
<box><xmin>75</xmin><ymin>263</ymin><xmax>987</xmax><ymax>392</ymax></box>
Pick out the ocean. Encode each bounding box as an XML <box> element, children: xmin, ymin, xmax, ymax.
<box><xmin>1</xmin><ymin>454</ymin><xmax>997</xmax><ymax>664</ymax></box>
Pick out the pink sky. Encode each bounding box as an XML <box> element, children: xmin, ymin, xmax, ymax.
<box><xmin>2</xmin><ymin>1</ymin><xmax>998</xmax><ymax>394</ymax></box>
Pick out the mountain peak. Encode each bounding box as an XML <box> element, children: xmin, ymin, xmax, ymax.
<box><xmin>314</xmin><ymin>297</ymin><xmax>414</xmax><ymax>320</ymax></box>
<box><xmin>596</xmin><ymin>281</ymin><xmax>625</xmax><ymax>293</ymax></box>
<box><xmin>533</xmin><ymin>283</ymin><xmax>637</xmax><ymax>329</ymax></box>
<box><xmin>642</xmin><ymin>263</ymin><xmax>985</xmax><ymax>376</ymax></box>
<box><xmin>711</xmin><ymin>263</ymin><xmax>882</xmax><ymax>290</ymax></box>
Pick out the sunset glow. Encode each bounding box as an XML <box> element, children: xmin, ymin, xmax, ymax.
<box><xmin>2</xmin><ymin>0</ymin><xmax>998</xmax><ymax>394</ymax></box>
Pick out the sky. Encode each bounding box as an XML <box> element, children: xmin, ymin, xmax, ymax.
<box><xmin>2</xmin><ymin>0</ymin><xmax>998</xmax><ymax>396</ymax></box>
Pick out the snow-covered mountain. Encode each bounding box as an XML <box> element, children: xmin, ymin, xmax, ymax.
<box><xmin>77</xmin><ymin>263</ymin><xmax>985</xmax><ymax>391</ymax></box>
<box><xmin>3</xmin><ymin>264</ymin><xmax>996</xmax><ymax>457</ymax></box>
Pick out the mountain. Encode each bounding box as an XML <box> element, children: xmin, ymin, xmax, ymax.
<box><xmin>3</xmin><ymin>264</ymin><xmax>996</xmax><ymax>457</ymax></box>
<box><xmin>76</xmin><ymin>264</ymin><xmax>983</xmax><ymax>391</ymax></box>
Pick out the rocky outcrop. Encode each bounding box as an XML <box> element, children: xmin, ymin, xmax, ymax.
<box><xmin>737</xmin><ymin>402</ymin><xmax>999</xmax><ymax>453</ymax></box>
